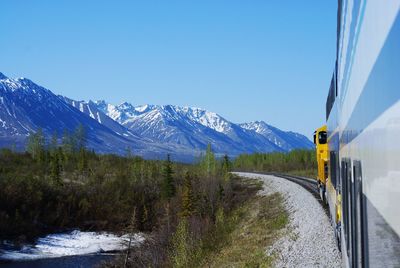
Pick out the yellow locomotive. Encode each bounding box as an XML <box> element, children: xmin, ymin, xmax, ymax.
<box><xmin>315</xmin><ymin>125</ymin><xmax>342</xmax><ymax>250</ymax></box>
<box><xmin>313</xmin><ymin>125</ymin><xmax>328</xmax><ymax>202</ymax></box>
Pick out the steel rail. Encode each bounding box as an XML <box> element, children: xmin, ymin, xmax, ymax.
<box><xmin>236</xmin><ymin>171</ymin><xmax>327</xmax><ymax>210</ymax></box>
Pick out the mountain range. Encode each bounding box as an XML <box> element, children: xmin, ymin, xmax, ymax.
<box><xmin>0</xmin><ymin>72</ymin><xmax>313</xmax><ymax>161</ymax></box>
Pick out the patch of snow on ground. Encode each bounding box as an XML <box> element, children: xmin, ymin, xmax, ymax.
<box><xmin>0</xmin><ymin>230</ymin><xmax>144</xmax><ymax>261</ymax></box>
<box><xmin>233</xmin><ymin>172</ymin><xmax>342</xmax><ymax>268</ymax></box>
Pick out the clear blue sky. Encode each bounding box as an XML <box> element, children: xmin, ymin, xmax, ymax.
<box><xmin>0</xmin><ymin>1</ymin><xmax>337</xmax><ymax>137</ymax></box>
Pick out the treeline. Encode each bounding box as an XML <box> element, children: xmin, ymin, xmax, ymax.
<box><xmin>26</xmin><ymin>125</ymin><xmax>90</xmax><ymax>178</ymax></box>
<box><xmin>233</xmin><ymin>149</ymin><xmax>317</xmax><ymax>178</ymax></box>
<box><xmin>0</xmin><ymin>128</ymin><xmax>260</xmax><ymax>267</ymax></box>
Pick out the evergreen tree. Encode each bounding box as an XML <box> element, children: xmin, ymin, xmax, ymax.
<box><xmin>62</xmin><ymin>129</ymin><xmax>73</xmax><ymax>158</ymax></box>
<box><xmin>75</xmin><ymin>124</ymin><xmax>86</xmax><ymax>151</ymax></box>
<box><xmin>222</xmin><ymin>154</ymin><xmax>232</xmax><ymax>181</ymax></box>
<box><xmin>57</xmin><ymin>147</ymin><xmax>65</xmax><ymax>167</ymax></box>
<box><xmin>161</xmin><ymin>154</ymin><xmax>175</xmax><ymax>200</ymax></box>
<box><xmin>218</xmin><ymin>183</ymin><xmax>225</xmax><ymax>202</ymax></box>
<box><xmin>141</xmin><ymin>204</ymin><xmax>149</xmax><ymax>230</ymax></box>
<box><xmin>181</xmin><ymin>172</ymin><xmax>194</xmax><ymax>217</ymax></box>
<box><xmin>171</xmin><ymin>218</ymin><xmax>190</xmax><ymax>268</ymax></box>
<box><xmin>78</xmin><ymin>147</ymin><xmax>88</xmax><ymax>172</ymax></box>
<box><xmin>50</xmin><ymin>151</ymin><xmax>61</xmax><ymax>185</ymax></box>
<box><xmin>49</xmin><ymin>131</ymin><xmax>58</xmax><ymax>154</ymax></box>
<box><xmin>161</xmin><ymin>154</ymin><xmax>175</xmax><ymax>234</ymax></box>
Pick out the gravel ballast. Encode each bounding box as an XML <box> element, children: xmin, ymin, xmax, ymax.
<box><xmin>234</xmin><ymin>172</ymin><xmax>342</xmax><ymax>268</ymax></box>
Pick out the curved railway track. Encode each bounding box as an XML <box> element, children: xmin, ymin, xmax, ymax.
<box><xmin>239</xmin><ymin>172</ymin><xmax>327</xmax><ymax>210</ymax></box>
<box><xmin>268</xmin><ymin>173</ymin><xmax>318</xmax><ymax>197</ymax></box>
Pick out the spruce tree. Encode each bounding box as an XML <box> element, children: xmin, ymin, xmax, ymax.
<box><xmin>161</xmin><ymin>154</ymin><xmax>175</xmax><ymax>200</ymax></box>
<box><xmin>222</xmin><ymin>155</ymin><xmax>232</xmax><ymax>173</ymax></box>
<box><xmin>171</xmin><ymin>218</ymin><xmax>190</xmax><ymax>268</ymax></box>
<box><xmin>141</xmin><ymin>204</ymin><xmax>149</xmax><ymax>230</ymax></box>
<box><xmin>75</xmin><ymin>124</ymin><xmax>86</xmax><ymax>151</ymax></box>
<box><xmin>78</xmin><ymin>147</ymin><xmax>88</xmax><ymax>172</ymax></box>
<box><xmin>50</xmin><ymin>151</ymin><xmax>61</xmax><ymax>185</ymax></box>
<box><xmin>181</xmin><ymin>172</ymin><xmax>194</xmax><ymax>217</ymax></box>
<box><xmin>26</xmin><ymin>132</ymin><xmax>36</xmax><ymax>158</ymax></box>
<box><xmin>161</xmin><ymin>154</ymin><xmax>175</xmax><ymax>234</ymax></box>
<box><xmin>50</xmin><ymin>131</ymin><xmax>58</xmax><ymax>154</ymax></box>
<box><xmin>62</xmin><ymin>129</ymin><xmax>73</xmax><ymax>160</ymax></box>
<box><xmin>57</xmin><ymin>146</ymin><xmax>65</xmax><ymax>167</ymax></box>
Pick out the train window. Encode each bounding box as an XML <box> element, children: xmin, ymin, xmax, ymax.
<box><xmin>337</xmin><ymin>158</ymin><xmax>341</xmax><ymax>194</ymax></box>
<box><xmin>335</xmin><ymin>60</ymin><xmax>338</xmax><ymax>97</ymax></box>
<box><xmin>318</xmin><ymin>131</ymin><xmax>327</xmax><ymax>144</ymax></box>
<box><xmin>326</xmin><ymin>75</ymin><xmax>336</xmax><ymax>120</ymax></box>
<box><xmin>330</xmin><ymin>151</ymin><xmax>337</xmax><ymax>188</ymax></box>
<box><xmin>313</xmin><ymin>132</ymin><xmax>316</xmax><ymax>144</ymax></box>
<box><xmin>337</xmin><ymin>1</ymin><xmax>342</xmax><ymax>64</ymax></box>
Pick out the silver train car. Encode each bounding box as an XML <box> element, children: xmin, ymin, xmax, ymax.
<box><xmin>326</xmin><ymin>0</ymin><xmax>400</xmax><ymax>267</ymax></box>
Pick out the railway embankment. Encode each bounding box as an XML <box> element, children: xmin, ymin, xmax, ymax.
<box><xmin>233</xmin><ymin>172</ymin><xmax>342</xmax><ymax>267</ymax></box>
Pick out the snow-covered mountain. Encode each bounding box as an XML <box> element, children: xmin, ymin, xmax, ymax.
<box><xmin>92</xmin><ymin>101</ymin><xmax>313</xmax><ymax>155</ymax></box>
<box><xmin>0</xmin><ymin>73</ymin><xmax>166</xmax><ymax>158</ymax></box>
<box><xmin>240</xmin><ymin>121</ymin><xmax>314</xmax><ymax>151</ymax></box>
<box><xmin>0</xmin><ymin>72</ymin><xmax>314</xmax><ymax>161</ymax></box>
<box><xmin>61</xmin><ymin>97</ymin><xmax>139</xmax><ymax>140</ymax></box>
<box><xmin>95</xmin><ymin>102</ymin><xmax>233</xmax><ymax>134</ymax></box>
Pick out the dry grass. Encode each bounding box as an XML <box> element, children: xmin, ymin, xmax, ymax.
<box><xmin>201</xmin><ymin>191</ymin><xmax>288</xmax><ymax>268</ymax></box>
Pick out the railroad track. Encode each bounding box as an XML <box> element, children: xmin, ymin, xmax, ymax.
<box><xmin>238</xmin><ymin>172</ymin><xmax>327</xmax><ymax>209</ymax></box>
<box><xmin>267</xmin><ymin>173</ymin><xmax>331</xmax><ymax>213</ymax></box>
<box><xmin>268</xmin><ymin>173</ymin><xmax>318</xmax><ymax>196</ymax></box>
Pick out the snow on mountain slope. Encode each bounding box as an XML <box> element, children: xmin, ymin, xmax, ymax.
<box><xmin>61</xmin><ymin>97</ymin><xmax>141</xmax><ymax>140</ymax></box>
<box><xmin>240</xmin><ymin>121</ymin><xmax>314</xmax><ymax>150</ymax></box>
<box><xmin>93</xmin><ymin>101</ymin><xmax>311</xmax><ymax>155</ymax></box>
<box><xmin>95</xmin><ymin>101</ymin><xmax>232</xmax><ymax>134</ymax></box>
<box><xmin>0</xmin><ymin>74</ymin><xmax>153</xmax><ymax>155</ymax></box>
<box><xmin>117</xmin><ymin>104</ymin><xmax>250</xmax><ymax>154</ymax></box>
<box><xmin>95</xmin><ymin>100</ymin><xmax>142</xmax><ymax>124</ymax></box>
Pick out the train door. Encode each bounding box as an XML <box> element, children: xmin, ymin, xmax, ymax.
<box><xmin>353</xmin><ymin>161</ymin><xmax>368</xmax><ymax>268</ymax></box>
<box><xmin>342</xmin><ymin>159</ymin><xmax>349</xmax><ymax>259</ymax></box>
<box><xmin>350</xmin><ymin>161</ymin><xmax>357</xmax><ymax>268</ymax></box>
<box><xmin>343</xmin><ymin>158</ymin><xmax>368</xmax><ymax>268</ymax></box>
